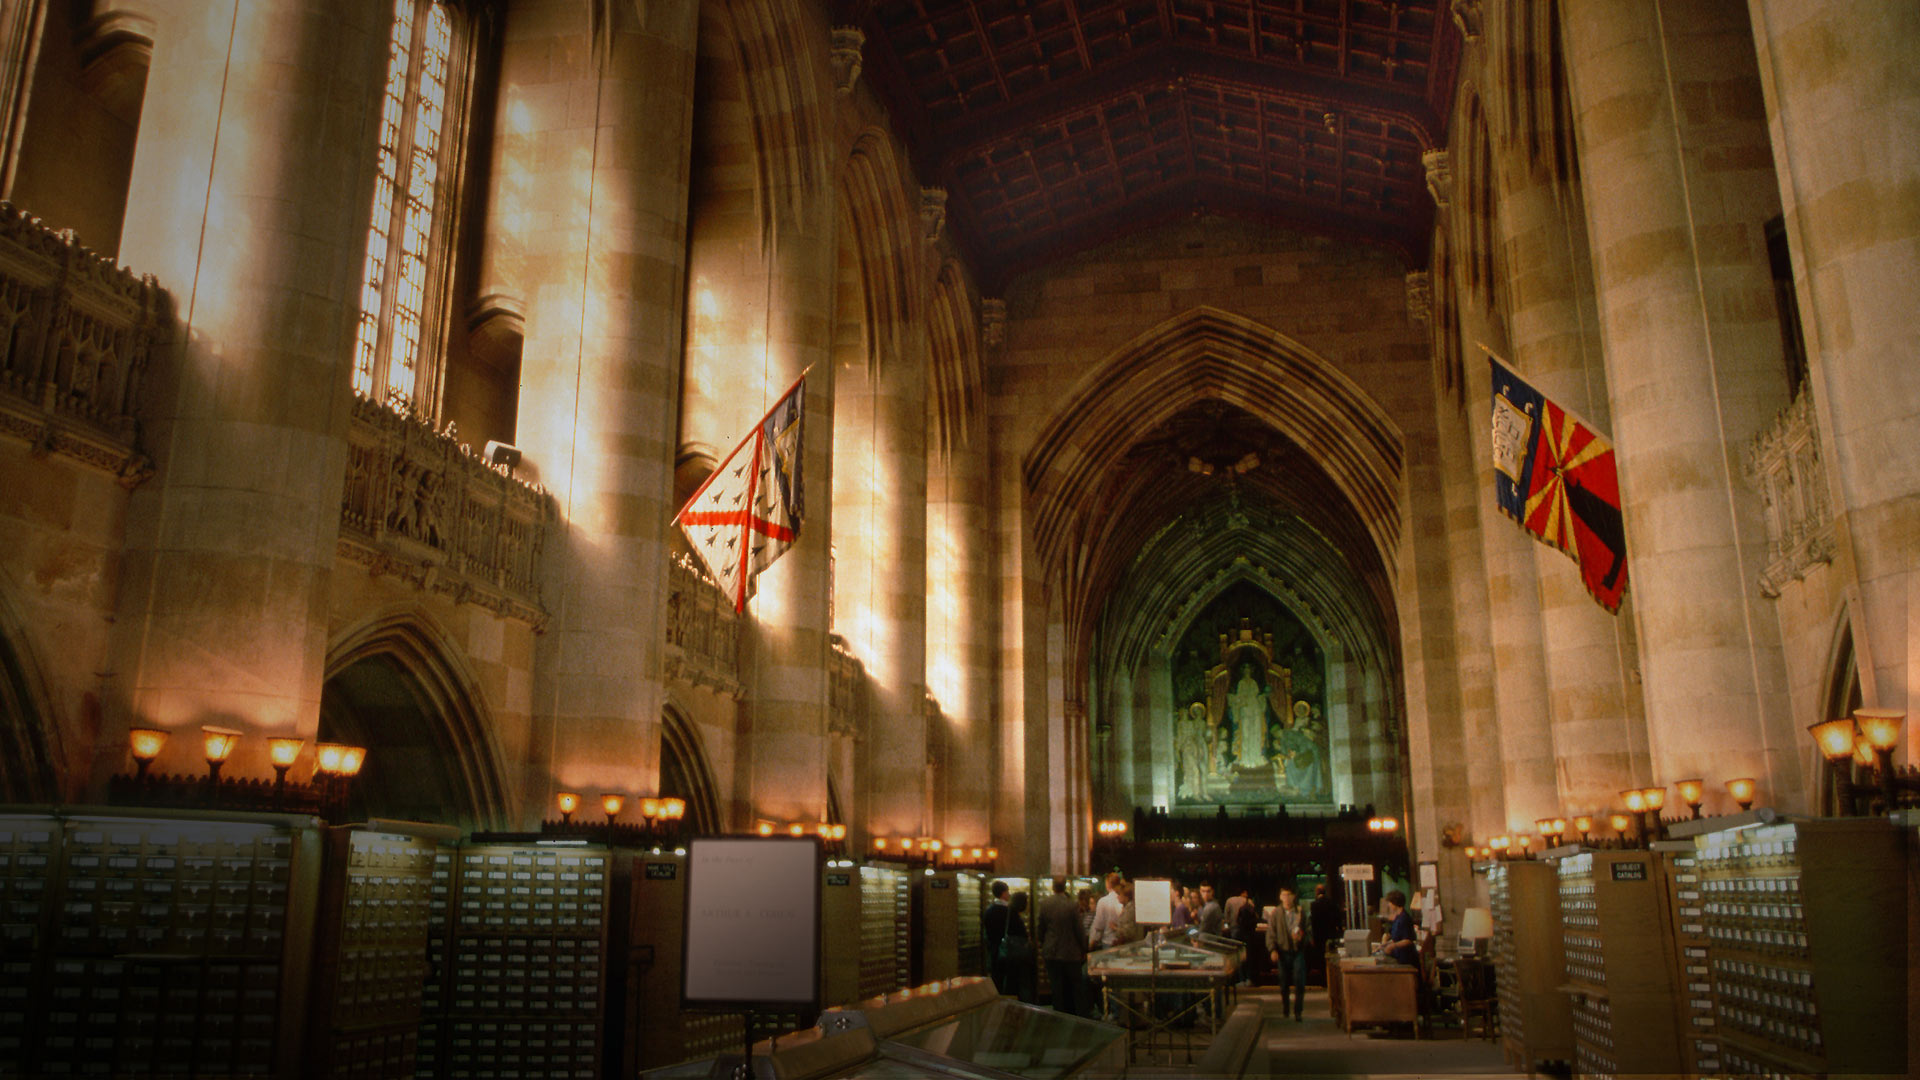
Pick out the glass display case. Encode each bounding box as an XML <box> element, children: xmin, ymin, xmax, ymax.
<box><xmin>884</xmin><ymin>998</ymin><xmax>1126</xmax><ymax>1078</ymax></box>
<box><xmin>1085</xmin><ymin>930</ymin><xmax>1239</xmax><ymax>987</ymax></box>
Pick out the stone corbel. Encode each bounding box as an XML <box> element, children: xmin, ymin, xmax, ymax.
<box><xmin>920</xmin><ymin>187</ymin><xmax>947</xmax><ymax>241</ymax></box>
<box><xmin>830</xmin><ymin>26</ymin><xmax>865</xmax><ymax>95</ymax></box>
<box><xmin>1405</xmin><ymin>271</ymin><xmax>1432</xmax><ymax>326</ymax></box>
<box><xmin>1422</xmin><ymin>149</ymin><xmax>1452</xmax><ymax>211</ymax></box>
<box><xmin>1450</xmin><ymin>0</ymin><xmax>1484</xmax><ymax>44</ymax></box>
<box><xmin>980</xmin><ymin>298</ymin><xmax>1007</xmax><ymax>349</ymax></box>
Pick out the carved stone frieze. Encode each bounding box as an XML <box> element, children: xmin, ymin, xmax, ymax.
<box><xmin>830</xmin><ymin>26</ymin><xmax>865</xmax><ymax>95</ymax></box>
<box><xmin>1742</xmin><ymin>383</ymin><xmax>1836</xmax><ymax>598</ymax></box>
<box><xmin>665</xmin><ymin>552</ymin><xmax>743</xmax><ymax>699</ymax></box>
<box><xmin>1422</xmin><ymin>149</ymin><xmax>1452</xmax><ymax>210</ymax></box>
<box><xmin>0</xmin><ymin>202</ymin><xmax>164</xmax><ymax>485</ymax></box>
<box><xmin>339</xmin><ymin>392</ymin><xmax>552</xmax><ymax>628</ymax></box>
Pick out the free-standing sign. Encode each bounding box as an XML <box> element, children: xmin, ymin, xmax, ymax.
<box><xmin>682</xmin><ymin>837</ymin><xmax>821</xmax><ymax>1009</ymax></box>
<box><xmin>1134</xmin><ymin>878</ymin><xmax>1174</xmax><ymax>925</ymax></box>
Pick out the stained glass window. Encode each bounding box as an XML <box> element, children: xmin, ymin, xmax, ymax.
<box><xmin>353</xmin><ymin>0</ymin><xmax>455</xmax><ymax>409</ymax></box>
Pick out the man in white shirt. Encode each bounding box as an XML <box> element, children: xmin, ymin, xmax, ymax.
<box><xmin>1087</xmin><ymin>871</ymin><xmax>1125</xmax><ymax>949</ymax></box>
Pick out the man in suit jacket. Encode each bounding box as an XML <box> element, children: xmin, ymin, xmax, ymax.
<box><xmin>1267</xmin><ymin>886</ymin><xmax>1312</xmax><ymax>1019</ymax></box>
<box><xmin>982</xmin><ymin>880</ymin><xmax>1011</xmax><ymax>993</ymax></box>
<box><xmin>1034</xmin><ymin>878</ymin><xmax>1088</xmax><ymax>1015</ymax></box>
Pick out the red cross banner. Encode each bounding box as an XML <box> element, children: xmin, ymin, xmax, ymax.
<box><xmin>675</xmin><ymin>371</ymin><xmax>808</xmax><ymax>612</ymax></box>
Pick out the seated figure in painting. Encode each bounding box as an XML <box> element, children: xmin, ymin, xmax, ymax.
<box><xmin>1273</xmin><ymin>713</ymin><xmax>1327</xmax><ymax>799</ymax></box>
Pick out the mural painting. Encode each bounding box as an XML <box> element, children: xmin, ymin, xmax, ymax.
<box><xmin>1170</xmin><ymin>583</ymin><xmax>1330</xmax><ymax>807</ymax></box>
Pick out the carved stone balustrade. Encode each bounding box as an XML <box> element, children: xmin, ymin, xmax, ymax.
<box><xmin>1743</xmin><ymin>383</ymin><xmax>1835</xmax><ymax>597</ymax></box>
<box><xmin>829</xmin><ymin>633</ymin><xmax>866</xmax><ymax>738</ymax></box>
<box><xmin>339</xmin><ymin>393</ymin><xmax>552</xmax><ymax>627</ymax></box>
<box><xmin>0</xmin><ymin>202</ymin><xmax>165</xmax><ymax>485</ymax></box>
<box><xmin>665</xmin><ymin>552</ymin><xmax>742</xmax><ymax>697</ymax></box>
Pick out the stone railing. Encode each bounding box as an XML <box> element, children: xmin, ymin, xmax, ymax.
<box><xmin>0</xmin><ymin>203</ymin><xmax>165</xmax><ymax>485</ymax></box>
<box><xmin>1743</xmin><ymin>383</ymin><xmax>1835</xmax><ymax>598</ymax></box>
<box><xmin>339</xmin><ymin>392</ymin><xmax>551</xmax><ymax>627</ymax></box>
<box><xmin>665</xmin><ymin>552</ymin><xmax>743</xmax><ymax>697</ymax></box>
<box><xmin>829</xmin><ymin>633</ymin><xmax>865</xmax><ymax>737</ymax></box>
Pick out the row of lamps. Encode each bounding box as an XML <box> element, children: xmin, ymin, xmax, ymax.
<box><xmin>1809</xmin><ymin>708</ymin><xmax>1916</xmax><ymax>814</ymax></box>
<box><xmin>123</xmin><ymin>726</ymin><xmax>367</xmax><ymax>817</ymax></box>
<box><xmin>1465</xmin><ymin>777</ymin><xmax>1762</xmax><ymax>860</ymax></box>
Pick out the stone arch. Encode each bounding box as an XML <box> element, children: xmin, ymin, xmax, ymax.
<box><xmin>0</xmin><ymin>582</ymin><xmax>60</xmax><ymax>802</ymax></box>
<box><xmin>840</xmin><ymin>128</ymin><xmax>923</xmax><ymax>371</ymax></box>
<box><xmin>702</xmin><ymin>0</ymin><xmax>832</xmax><ymax>248</ymax></box>
<box><xmin>1023</xmin><ymin>305</ymin><xmax>1404</xmax><ymax>575</ymax></box>
<box><xmin>660</xmin><ymin>702</ymin><xmax>724</xmax><ymax>835</ymax></box>
<box><xmin>321</xmin><ymin>610</ymin><xmax>511</xmax><ymax>828</ymax></box>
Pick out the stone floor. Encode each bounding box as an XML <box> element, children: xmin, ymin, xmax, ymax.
<box><xmin>1122</xmin><ymin>985</ymin><xmax>1519</xmax><ymax>1079</ymax></box>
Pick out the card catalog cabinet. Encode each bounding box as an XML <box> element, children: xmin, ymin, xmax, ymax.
<box><xmin>0</xmin><ymin>810</ymin><xmax>323</xmax><ymax>1079</ymax></box>
<box><xmin>954</xmin><ymin>872</ymin><xmax>984</xmax><ymax>977</ymax></box>
<box><xmin>1692</xmin><ymin>817</ymin><xmax>1906</xmax><ymax>1079</ymax></box>
<box><xmin>415</xmin><ymin>843</ymin><xmax>613</xmax><ymax>1080</ymax></box>
<box><xmin>856</xmin><ymin>865</ymin><xmax>908</xmax><ymax>999</ymax></box>
<box><xmin>1487</xmin><ymin>860</ymin><xmax>1572</xmax><ymax>1075</ymax></box>
<box><xmin>1654</xmin><ymin>842</ymin><xmax>1718</xmax><ymax>1079</ymax></box>
<box><xmin>1555</xmin><ymin>851</ymin><xmax>1683</xmax><ymax>1080</ymax></box>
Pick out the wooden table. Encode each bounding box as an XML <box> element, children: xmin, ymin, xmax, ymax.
<box><xmin>1336</xmin><ymin>960</ymin><xmax>1421</xmax><ymax>1036</ymax></box>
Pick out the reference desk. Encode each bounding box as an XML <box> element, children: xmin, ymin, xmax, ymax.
<box><xmin>1332</xmin><ymin>957</ymin><xmax>1421</xmax><ymax>1035</ymax></box>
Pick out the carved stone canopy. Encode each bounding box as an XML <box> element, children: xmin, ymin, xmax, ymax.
<box><xmin>1422</xmin><ymin>149</ymin><xmax>1452</xmax><ymax>211</ymax></box>
<box><xmin>830</xmin><ymin>26</ymin><xmax>865</xmax><ymax>95</ymax></box>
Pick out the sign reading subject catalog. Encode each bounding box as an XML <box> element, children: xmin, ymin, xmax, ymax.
<box><xmin>682</xmin><ymin>837</ymin><xmax>821</xmax><ymax>1008</ymax></box>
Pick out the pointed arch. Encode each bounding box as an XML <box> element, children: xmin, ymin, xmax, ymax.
<box><xmin>0</xmin><ymin>580</ymin><xmax>60</xmax><ymax>802</ymax></box>
<box><xmin>927</xmin><ymin>258</ymin><xmax>982</xmax><ymax>455</ymax></box>
<box><xmin>840</xmin><ymin>128</ymin><xmax>923</xmax><ymax>372</ymax></box>
<box><xmin>1023</xmin><ymin>305</ymin><xmax>1405</xmax><ymax>574</ymax></box>
<box><xmin>322</xmin><ymin>610</ymin><xmax>511</xmax><ymax>828</ymax></box>
<box><xmin>660</xmin><ymin>701</ymin><xmax>724</xmax><ymax>835</ymax></box>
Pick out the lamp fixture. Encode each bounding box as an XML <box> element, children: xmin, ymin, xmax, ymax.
<box><xmin>601</xmin><ymin>794</ymin><xmax>624</xmax><ymax>819</ymax></box>
<box><xmin>1853</xmin><ymin>708</ymin><xmax>1912</xmax><ymax>813</ymax></box>
<box><xmin>640</xmin><ymin>797</ymin><xmax>661</xmax><ymax>821</ymax></box>
<box><xmin>1674</xmin><ymin>778</ymin><xmax>1705</xmax><ymax>819</ymax></box>
<box><xmin>315</xmin><ymin>743</ymin><xmax>349</xmax><ymax>775</ymax></box>
<box><xmin>1725</xmin><ymin>777</ymin><xmax>1756</xmax><ymax>811</ymax></box>
<box><xmin>201</xmin><ymin>727</ymin><xmax>241</xmax><ymax>782</ymax></box>
<box><xmin>337</xmin><ymin>746</ymin><xmax>366</xmax><ymax>778</ymax></box>
<box><xmin>1572</xmin><ymin>816</ymin><xmax>1593</xmax><ymax>844</ymax></box>
<box><xmin>756</xmin><ymin>822</ymin><xmax>774</xmax><ymax>837</ymax></box>
<box><xmin>1608</xmin><ymin>813</ymin><xmax>1631</xmax><ymax>843</ymax></box>
<box><xmin>128</xmin><ymin>728</ymin><xmax>167</xmax><ymax>780</ymax></box>
<box><xmin>557</xmin><ymin>792</ymin><xmax>580</xmax><ymax>823</ymax></box>
<box><xmin>1621</xmin><ymin>788</ymin><xmax>1646</xmax><ymax>813</ymax></box>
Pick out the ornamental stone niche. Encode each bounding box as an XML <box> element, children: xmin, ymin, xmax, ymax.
<box><xmin>1743</xmin><ymin>385</ymin><xmax>1835</xmax><ymax>598</ymax></box>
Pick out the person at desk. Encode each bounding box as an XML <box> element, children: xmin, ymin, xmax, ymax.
<box><xmin>1378</xmin><ymin>889</ymin><xmax>1417</xmax><ymax>965</ymax></box>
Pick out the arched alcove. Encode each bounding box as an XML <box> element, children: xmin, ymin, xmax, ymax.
<box><xmin>660</xmin><ymin>704</ymin><xmax>723</xmax><ymax>835</ymax></box>
<box><xmin>0</xmin><ymin>588</ymin><xmax>59</xmax><ymax>803</ymax></box>
<box><xmin>320</xmin><ymin>613</ymin><xmax>510</xmax><ymax>828</ymax></box>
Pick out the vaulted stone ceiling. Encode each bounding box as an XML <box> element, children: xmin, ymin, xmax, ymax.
<box><xmin>853</xmin><ymin>0</ymin><xmax>1462</xmax><ymax>286</ymax></box>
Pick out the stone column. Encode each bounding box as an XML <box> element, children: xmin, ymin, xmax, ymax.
<box><xmin>107</xmin><ymin>0</ymin><xmax>388</xmax><ymax>779</ymax></box>
<box><xmin>928</xmin><ymin>423</ymin><xmax>995</xmax><ymax>844</ymax></box>
<box><xmin>1494</xmin><ymin>144</ymin><xmax>1652</xmax><ymax>814</ymax></box>
<box><xmin>1747</xmin><ymin>0</ymin><xmax>1920</xmax><ymax>733</ymax></box>
<box><xmin>485</xmin><ymin>0</ymin><xmax>698</xmax><ymax>816</ymax></box>
<box><xmin>1561</xmin><ymin>0</ymin><xmax>1804</xmax><ymax>806</ymax></box>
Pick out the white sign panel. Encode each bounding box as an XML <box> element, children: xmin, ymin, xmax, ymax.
<box><xmin>1339</xmin><ymin>863</ymin><xmax>1375</xmax><ymax>882</ymax></box>
<box><xmin>1134</xmin><ymin>878</ymin><xmax>1173</xmax><ymax>926</ymax></box>
<box><xmin>683</xmin><ymin>837</ymin><xmax>820</xmax><ymax>1007</ymax></box>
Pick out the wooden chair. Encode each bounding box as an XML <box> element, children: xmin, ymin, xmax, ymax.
<box><xmin>1455</xmin><ymin>956</ymin><xmax>1498</xmax><ymax>1040</ymax></box>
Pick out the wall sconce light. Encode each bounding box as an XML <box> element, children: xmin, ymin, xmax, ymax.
<box><xmin>756</xmin><ymin>822</ymin><xmax>775</xmax><ymax>837</ymax></box>
<box><xmin>640</xmin><ymin>797</ymin><xmax>662</xmax><ymax>821</ymax></box>
<box><xmin>338</xmin><ymin>746</ymin><xmax>366</xmax><ymax>778</ymax></box>
<box><xmin>1608</xmin><ymin>813</ymin><xmax>1631</xmax><ymax>844</ymax></box>
<box><xmin>1638</xmin><ymin>787</ymin><xmax>1666</xmax><ymax>842</ymax></box>
<box><xmin>1725</xmin><ymin>777</ymin><xmax>1756</xmax><ymax>812</ymax></box>
<box><xmin>660</xmin><ymin>797</ymin><xmax>686</xmax><ymax>821</ymax></box>
<box><xmin>128</xmin><ymin>728</ymin><xmax>167</xmax><ymax>781</ymax></box>
<box><xmin>267</xmin><ymin>737</ymin><xmax>303</xmax><ymax>801</ymax></box>
<box><xmin>873</xmin><ymin>837</ymin><xmax>889</xmax><ymax>852</ymax></box>
<box><xmin>201</xmin><ymin>727</ymin><xmax>241</xmax><ymax>782</ymax></box>
<box><xmin>986</xmin><ymin>848</ymin><xmax>998</xmax><ymax>861</ymax></box>
<box><xmin>1572</xmin><ymin>816</ymin><xmax>1593</xmax><ymax>845</ymax></box>
<box><xmin>1621</xmin><ymin>788</ymin><xmax>1646</xmax><ymax>814</ymax></box>
<box><xmin>601</xmin><ymin>794</ymin><xmax>624</xmax><ymax>820</ymax></box>
<box><xmin>1674</xmin><ymin>778</ymin><xmax>1705</xmax><ymax>819</ymax></box>
<box><xmin>316</xmin><ymin>743</ymin><xmax>349</xmax><ymax>775</ymax></box>
<box><xmin>788</xmin><ymin>823</ymin><xmax>806</xmax><ymax>838</ymax></box>
<box><xmin>1809</xmin><ymin>717</ymin><xmax>1861</xmax><ymax>814</ymax></box>
<box><xmin>1853</xmin><ymin>708</ymin><xmax>1912</xmax><ymax>812</ymax></box>
<box><xmin>557</xmin><ymin>792</ymin><xmax>580</xmax><ymax>824</ymax></box>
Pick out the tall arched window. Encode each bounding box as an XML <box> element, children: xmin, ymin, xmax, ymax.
<box><xmin>353</xmin><ymin>0</ymin><xmax>468</xmax><ymax>410</ymax></box>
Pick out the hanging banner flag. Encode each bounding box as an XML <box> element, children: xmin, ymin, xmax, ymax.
<box><xmin>675</xmin><ymin>371</ymin><xmax>808</xmax><ymax>612</ymax></box>
<box><xmin>1489</xmin><ymin>356</ymin><xmax>1629</xmax><ymax>613</ymax></box>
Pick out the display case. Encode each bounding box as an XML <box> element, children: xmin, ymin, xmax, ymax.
<box><xmin>1086</xmin><ymin>931</ymin><xmax>1238</xmax><ymax>987</ymax></box>
<box><xmin>1688</xmin><ymin>816</ymin><xmax>1907</xmax><ymax>1078</ymax></box>
<box><xmin>0</xmin><ymin>809</ymin><xmax>327</xmax><ymax>1079</ymax></box>
<box><xmin>1487</xmin><ymin>859</ymin><xmax>1573</xmax><ymax>1075</ymax></box>
<box><xmin>1554</xmin><ymin>850</ymin><xmax>1683</xmax><ymax>1080</ymax></box>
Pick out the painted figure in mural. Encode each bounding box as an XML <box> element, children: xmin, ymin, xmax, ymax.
<box><xmin>1175</xmin><ymin>703</ymin><xmax>1208</xmax><ymax>798</ymax></box>
<box><xmin>1273</xmin><ymin>715</ymin><xmax>1327</xmax><ymax>798</ymax></box>
<box><xmin>1227</xmin><ymin>663</ymin><xmax>1269</xmax><ymax>768</ymax></box>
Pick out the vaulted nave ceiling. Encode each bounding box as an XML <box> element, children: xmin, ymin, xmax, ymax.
<box><xmin>852</xmin><ymin>0</ymin><xmax>1462</xmax><ymax>285</ymax></box>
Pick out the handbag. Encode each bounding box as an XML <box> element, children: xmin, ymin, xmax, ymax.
<box><xmin>999</xmin><ymin>931</ymin><xmax>1034</xmax><ymax>964</ymax></box>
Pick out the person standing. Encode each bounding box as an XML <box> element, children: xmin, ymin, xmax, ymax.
<box><xmin>1169</xmin><ymin>882</ymin><xmax>1191</xmax><ymax>929</ymax></box>
<box><xmin>1004</xmin><ymin>891</ymin><xmax>1036</xmax><ymax>1002</ymax></box>
<box><xmin>1195</xmin><ymin>882</ymin><xmax>1225</xmax><ymax>937</ymax></box>
<box><xmin>1088</xmin><ymin>872</ymin><xmax>1125</xmax><ymax>950</ymax></box>
<box><xmin>982</xmin><ymin>880</ymin><xmax>1011</xmax><ymax>993</ymax></box>
<box><xmin>1036</xmin><ymin>878</ymin><xmax>1088</xmax><ymax>1016</ymax></box>
<box><xmin>1309</xmin><ymin>882</ymin><xmax>1342</xmax><ymax>982</ymax></box>
<box><xmin>1267</xmin><ymin>886</ymin><xmax>1311</xmax><ymax>1020</ymax></box>
<box><xmin>1233</xmin><ymin>888</ymin><xmax>1261</xmax><ymax>985</ymax></box>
